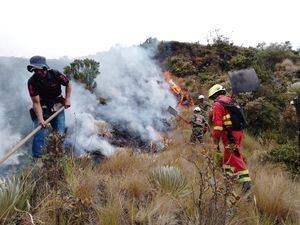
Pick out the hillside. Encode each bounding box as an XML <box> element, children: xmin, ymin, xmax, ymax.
<box><xmin>0</xmin><ymin>39</ymin><xmax>300</xmax><ymax>224</ymax></box>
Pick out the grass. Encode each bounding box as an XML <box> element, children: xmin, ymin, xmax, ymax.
<box><xmin>2</xmin><ymin>110</ymin><xmax>300</xmax><ymax>224</ymax></box>
<box><xmin>253</xmin><ymin>166</ymin><xmax>300</xmax><ymax>224</ymax></box>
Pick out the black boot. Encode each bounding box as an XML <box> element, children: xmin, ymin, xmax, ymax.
<box><xmin>242</xmin><ymin>181</ymin><xmax>251</xmax><ymax>193</ymax></box>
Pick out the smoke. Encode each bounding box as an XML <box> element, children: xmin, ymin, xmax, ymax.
<box><xmin>0</xmin><ymin>58</ymin><xmax>31</xmax><ymax>163</ymax></box>
<box><xmin>65</xmin><ymin>45</ymin><xmax>177</xmax><ymax>155</ymax></box>
<box><xmin>65</xmin><ymin>82</ymin><xmax>116</xmax><ymax>156</ymax></box>
<box><xmin>0</xmin><ymin>44</ymin><xmax>177</xmax><ymax>164</ymax></box>
<box><xmin>0</xmin><ymin>57</ymin><xmax>69</xmax><ymax>164</ymax></box>
<box><xmin>93</xmin><ymin>45</ymin><xmax>177</xmax><ymax>142</ymax></box>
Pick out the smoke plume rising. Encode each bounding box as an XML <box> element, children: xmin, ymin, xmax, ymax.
<box><xmin>0</xmin><ymin>44</ymin><xmax>177</xmax><ymax>165</ymax></box>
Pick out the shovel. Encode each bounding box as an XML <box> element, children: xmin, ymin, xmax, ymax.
<box><xmin>167</xmin><ymin>106</ymin><xmax>213</xmax><ymax>137</ymax></box>
<box><xmin>167</xmin><ymin>106</ymin><xmax>190</xmax><ymax>125</ymax></box>
<box><xmin>229</xmin><ymin>68</ymin><xmax>260</xmax><ymax>94</ymax></box>
<box><xmin>0</xmin><ymin>107</ymin><xmax>65</xmax><ymax>165</ymax></box>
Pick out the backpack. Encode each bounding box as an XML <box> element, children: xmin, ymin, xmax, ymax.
<box><xmin>217</xmin><ymin>100</ymin><xmax>247</xmax><ymax>131</ymax></box>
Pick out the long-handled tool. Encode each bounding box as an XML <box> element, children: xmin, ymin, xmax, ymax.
<box><xmin>167</xmin><ymin>106</ymin><xmax>213</xmax><ymax>134</ymax></box>
<box><xmin>0</xmin><ymin>107</ymin><xmax>65</xmax><ymax>165</ymax></box>
<box><xmin>167</xmin><ymin>106</ymin><xmax>190</xmax><ymax>125</ymax></box>
<box><xmin>228</xmin><ymin>68</ymin><xmax>260</xmax><ymax>94</ymax></box>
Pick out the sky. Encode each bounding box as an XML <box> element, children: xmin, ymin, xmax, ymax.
<box><xmin>0</xmin><ymin>0</ymin><xmax>299</xmax><ymax>58</ymax></box>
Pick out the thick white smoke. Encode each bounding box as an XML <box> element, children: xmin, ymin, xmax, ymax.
<box><xmin>0</xmin><ymin>102</ymin><xmax>21</xmax><ymax>163</ymax></box>
<box><xmin>0</xmin><ymin>58</ymin><xmax>32</xmax><ymax>164</ymax></box>
<box><xmin>0</xmin><ymin>57</ymin><xmax>69</xmax><ymax>164</ymax></box>
<box><xmin>93</xmin><ymin>45</ymin><xmax>177</xmax><ymax>141</ymax></box>
<box><xmin>0</xmin><ymin>44</ymin><xmax>177</xmax><ymax>163</ymax></box>
<box><xmin>65</xmin><ymin>45</ymin><xmax>177</xmax><ymax>155</ymax></box>
<box><xmin>65</xmin><ymin>82</ymin><xmax>115</xmax><ymax>156</ymax></box>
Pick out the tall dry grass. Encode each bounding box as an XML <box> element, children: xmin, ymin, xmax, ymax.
<box><xmin>3</xmin><ymin>110</ymin><xmax>300</xmax><ymax>225</ymax></box>
<box><xmin>253</xmin><ymin>166</ymin><xmax>300</xmax><ymax>224</ymax></box>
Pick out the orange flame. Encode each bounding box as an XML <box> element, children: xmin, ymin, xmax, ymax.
<box><xmin>164</xmin><ymin>71</ymin><xmax>194</xmax><ymax>108</ymax></box>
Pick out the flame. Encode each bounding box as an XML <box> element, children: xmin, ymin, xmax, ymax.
<box><xmin>164</xmin><ymin>71</ymin><xmax>194</xmax><ymax>108</ymax></box>
<box><xmin>149</xmin><ymin>132</ymin><xmax>168</xmax><ymax>152</ymax></box>
<box><xmin>159</xmin><ymin>134</ymin><xmax>168</xmax><ymax>143</ymax></box>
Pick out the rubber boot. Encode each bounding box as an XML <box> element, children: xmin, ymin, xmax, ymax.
<box><xmin>242</xmin><ymin>181</ymin><xmax>251</xmax><ymax>193</ymax></box>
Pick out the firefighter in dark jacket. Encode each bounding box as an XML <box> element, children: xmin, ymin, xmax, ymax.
<box><xmin>208</xmin><ymin>84</ymin><xmax>251</xmax><ymax>193</ymax></box>
<box><xmin>27</xmin><ymin>56</ymin><xmax>71</xmax><ymax>159</ymax></box>
<box><xmin>190</xmin><ymin>107</ymin><xmax>208</xmax><ymax>145</ymax></box>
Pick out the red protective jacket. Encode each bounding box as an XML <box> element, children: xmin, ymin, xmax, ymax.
<box><xmin>211</xmin><ymin>95</ymin><xmax>250</xmax><ymax>182</ymax></box>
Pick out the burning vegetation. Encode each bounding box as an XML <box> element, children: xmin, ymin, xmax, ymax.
<box><xmin>1</xmin><ymin>39</ymin><xmax>300</xmax><ymax>224</ymax></box>
<box><xmin>164</xmin><ymin>71</ymin><xmax>194</xmax><ymax>108</ymax></box>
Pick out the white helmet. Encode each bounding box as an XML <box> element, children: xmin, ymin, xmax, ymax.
<box><xmin>194</xmin><ymin>107</ymin><xmax>201</xmax><ymax>112</ymax></box>
<box><xmin>198</xmin><ymin>95</ymin><xmax>205</xmax><ymax>100</ymax></box>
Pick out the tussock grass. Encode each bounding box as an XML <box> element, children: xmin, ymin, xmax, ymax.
<box><xmin>254</xmin><ymin>166</ymin><xmax>300</xmax><ymax>224</ymax></box>
<box><xmin>97</xmin><ymin>193</ymin><xmax>124</xmax><ymax>225</ymax></box>
<box><xmin>3</xmin><ymin>108</ymin><xmax>300</xmax><ymax>225</ymax></box>
<box><xmin>135</xmin><ymin>195</ymin><xmax>182</xmax><ymax>225</ymax></box>
<box><xmin>242</xmin><ymin>133</ymin><xmax>263</xmax><ymax>154</ymax></box>
<box><xmin>66</xmin><ymin>165</ymin><xmax>101</xmax><ymax>204</ymax></box>
<box><xmin>123</xmin><ymin>175</ymin><xmax>152</xmax><ymax>199</ymax></box>
<box><xmin>99</xmin><ymin>149</ymin><xmax>142</xmax><ymax>175</ymax></box>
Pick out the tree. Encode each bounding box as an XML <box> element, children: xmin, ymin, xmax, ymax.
<box><xmin>64</xmin><ymin>58</ymin><xmax>100</xmax><ymax>92</ymax></box>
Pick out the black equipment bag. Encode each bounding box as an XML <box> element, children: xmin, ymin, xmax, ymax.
<box><xmin>218</xmin><ymin>100</ymin><xmax>247</xmax><ymax>131</ymax></box>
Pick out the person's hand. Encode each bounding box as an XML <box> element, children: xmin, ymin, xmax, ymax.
<box><xmin>65</xmin><ymin>98</ymin><xmax>71</xmax><ymax>108</ymax></box>
<box><xmin>38</xmin><ymin>119</ymin><xmax>46</xmax><ymax>128</ymax></box>
<box><xmin>215</xmin><ymin>144</ymin><xmax>221</xmax><ymax>152</ymax></box>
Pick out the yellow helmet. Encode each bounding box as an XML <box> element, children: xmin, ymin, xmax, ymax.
<box><xmin>208</xmin><ymin>84</ymin><xmax>226</xmax><ymax>98</ymax></box>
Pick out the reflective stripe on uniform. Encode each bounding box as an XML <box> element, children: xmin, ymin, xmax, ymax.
<box><xmin>223</xmin><ymin>165</ymin><xmax>234</xmax><ymax>176</ymax></box>
<box><xmin>238</xmin><ymin>177</ymin><xmax>251</xmax><ymax>182</ymax></box>
<box><xmin>224</xmin><ymin>121</ymin><xmax>232</xmax><ymax>126</ymax></box>
<box><xmin>214</xmin><ymin>126</ymin><xmax>223</xmax><ymax>131</ymax></box>
<box><xmin>237</xmin><ymin>170</ymin><xmax>251</xmax><ymax>182</ymax></box>
<box><xmin>223</xmin><ymin>114</ymin><xmax>230</xmax><ymax>120</ymax></box>
<box><xmin>238</xmin><ymin>170</ymin><xmax>249</xmax><ymax>175</ymax></box>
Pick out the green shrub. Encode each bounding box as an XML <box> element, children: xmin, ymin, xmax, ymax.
<box><xmin>265</xmin><ymin>141</ymin><xmax>300</xmax><ymax>174</ymax></box>
<box><xmin>64</xmin><ymin>58</ymin><xmax>100</xmax><ymax>91</ymax></box>
<box><xmin>165</xmin><ymin>55</ymin><xmax>197</xmax><ymax>77</ymax></box>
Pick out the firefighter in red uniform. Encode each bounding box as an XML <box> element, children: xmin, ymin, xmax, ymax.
<box><xmin>208</xmin><ymin>84</ymin><xmax>251</xmax><ymax>193</ymax></box>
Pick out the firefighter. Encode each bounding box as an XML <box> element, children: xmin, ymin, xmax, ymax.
<box><xmin>198</xmin><ymin>95</ymin><xmax>211</xmax><ymax>118</ymax></box>
<box><xmin>190</xmin><ymin>107</ymin><xmax>208</xmax><ymax>145</ymax></box>
<box><xmin>27</xmin><ymin>56</ymin><xmax>71</xmax><ymax>160</ymax></box>
<box><xmin>208</xmin><ymin>84</ymin><xmax>251</xmax><ymax>193</ymax></box>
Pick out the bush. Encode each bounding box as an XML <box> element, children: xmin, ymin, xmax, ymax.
<box><xmin>265</xmin><ymin>141</ymin><xmax>300</xmax><ymax>174</ymax></box>
<box><xmin>165</xmin><ymin>55</ymin><xmax>197</xmax><ymax>77</ymax></box>
<box><xmin>64</xmin><ymin>58</ymin><xmax>100</xmax><ymax>91</ymax></box>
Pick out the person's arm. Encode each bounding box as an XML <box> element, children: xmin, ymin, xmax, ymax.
<box><xmin>31</xmin><ymin>95</ymin><xmax>46</xmax><ymax>127</ymax></box>
<box><xmin>64</xmin><ymin>83</ymin><xmax>71</xmax><ymax>108</ymax></box>
<box><xmin>54</xmin><ymin>70</ymin><xmax>71</xmax><ymax>109</ymax></box>
<box><xmin>211</xmin><ymin>103</ymin><xmax>223</xmax><ymax>151</ymax></box>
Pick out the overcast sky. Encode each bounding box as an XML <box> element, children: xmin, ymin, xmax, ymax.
<box><xmin>0</xmin><ymin>0</ymin><xmax>299</xmax><ymax>58</ymax></box>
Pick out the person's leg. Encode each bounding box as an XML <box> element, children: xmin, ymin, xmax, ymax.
<box><xmin>50</xmin><ymin>111</ymin><xmax>65</xmax><ymax>134</ymax></box>
<box><xmin>32</xmin><ymin>120</ymin><xmax>45</xmax><ymax>158</ymax></box>
<box><xmin>223</xmin><ymin>132</ymin><xmax>251</xmax><ymax>193</ymax></box>
<box><xmin>190</xmin><ymin>129</ymin><xmax>197</xmax><ymax>144</ymax></box>
<box><xmin>197</xmin><ymin>130</ymin><xmax>204</xmax><ymax>144</ymax></box>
